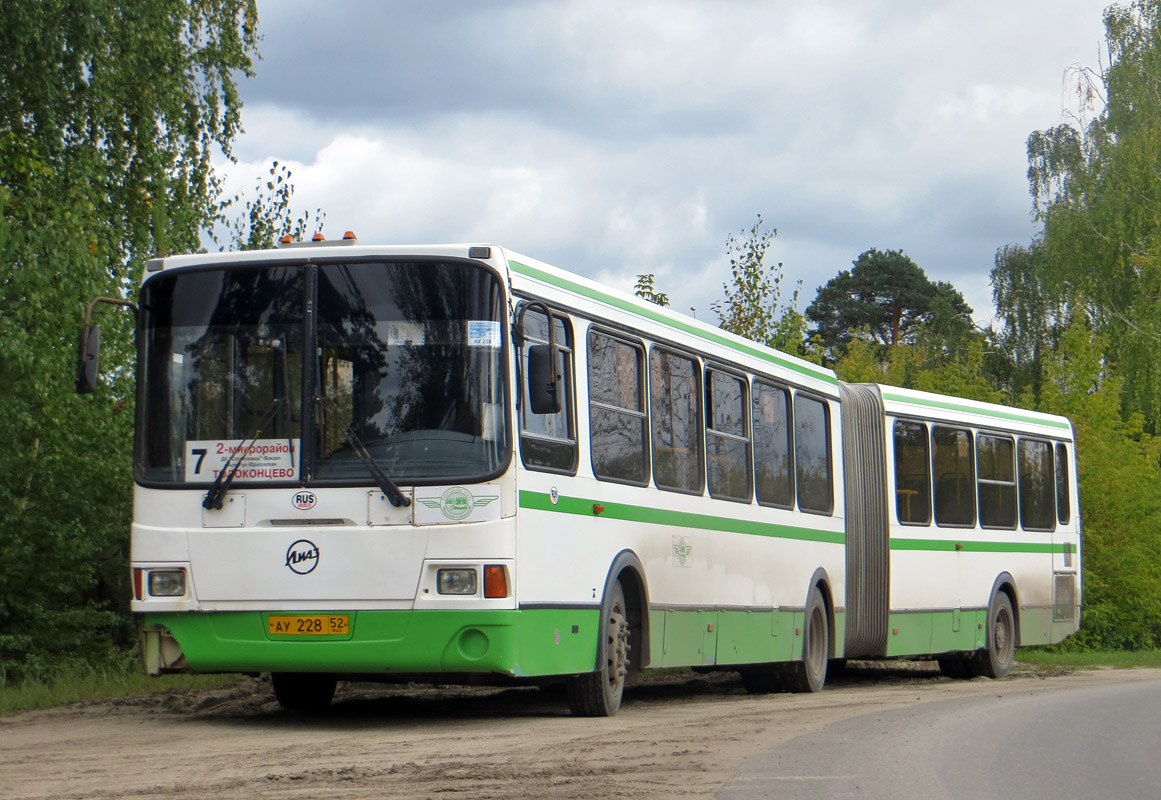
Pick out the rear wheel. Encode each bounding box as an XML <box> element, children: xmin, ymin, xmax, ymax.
<box><xmin>271</xmin><ymin>672</ymin><xmax>337</xmax><ymax>711</ymax></box>
<box><xmin>567</xmin><ymin>580</ymin><xmax>630</xmax><ymax>716</ymax></box>
<box><xmin>974</xmin><ymin>592</ymin><xmax>1016</xmax><ymax>679</ymax></box>
<box><xmin>784</xmin><ymin>586</ymin><xmax>829</xmax><ymax>693</ymax></box>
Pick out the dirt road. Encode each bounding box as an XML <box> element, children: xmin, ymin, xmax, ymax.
<box><xmin>4</xmin><ymin>663</ymin><xmax>1159</xmax><ymax>800</ymax></box>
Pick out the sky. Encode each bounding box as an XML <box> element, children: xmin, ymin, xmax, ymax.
<box><xmin>221</xmin><ymin>0</ymin><xmax>1114</xmax><ymax>328</ymax></box>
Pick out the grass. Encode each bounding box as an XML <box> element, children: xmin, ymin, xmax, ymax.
<box><xmin>0</xmin><ymin>663</ymin><xmax>243</xmax><ymax>717</ymax></box>
<box><xmin>1016</xmin><ymin>648</ymin><xmax>1161</xmax><ymax>669</ymax></box>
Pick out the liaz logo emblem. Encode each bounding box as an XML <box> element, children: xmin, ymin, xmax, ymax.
<box><xmin>285</xmin><ymin>539</ymin><xmax>319</xmax><ymax>575</ymax></box>
<box><xmin>418</xmin><ymin>487</ymin><xmax>499</xmax><ymax>521</ymax></box>
<box><xmin>293</xmin><ymin>491</ymin><xmax>316</xmax><ymax>510</ymax></box>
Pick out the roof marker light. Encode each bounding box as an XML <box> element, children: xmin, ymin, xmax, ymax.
<box><xmin>312</xmin><ymin>233</ymin><xmax>325</xmax><ymax>242</ymax></box>
<box><xmin>343</xmin><ymin>231</ymin><xmax>358</xmax><ymax>240</ymax></box>
<box><xmin>279</xmin><ymin>235</ymin><xmax>293</xmax><ymax>244</ymax></box>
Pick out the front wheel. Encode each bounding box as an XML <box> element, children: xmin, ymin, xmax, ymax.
<box><xmin>784</xmin><ymin>586</ymin><xmax>829</xmax><ymax>693</ymax></box>
<box><xmin>567</xmin><ymin>580</ymin><xmax>630</xmax><ymax>716</ymax></box>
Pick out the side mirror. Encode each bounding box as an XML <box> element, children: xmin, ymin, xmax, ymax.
<box><xmin>76</xmin><ymin>325</ymin><xmax>101</xmax><ymax>394</ymax></box>
<box><xmin>527</xmin><ymin>344</ymin><xmax>562</xmax><ymax>414</ymax></box>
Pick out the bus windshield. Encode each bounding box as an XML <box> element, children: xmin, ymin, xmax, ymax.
<box><xmin>136</xmin><ymin>259</ymin><xmax>509</xmax><ymax>487</ymax></box>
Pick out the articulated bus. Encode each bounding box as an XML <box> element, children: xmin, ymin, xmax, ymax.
<box><xmin>79</xmin><ymin>239</ymin><xmax>1081</xmax><ymax>716</ymax></box>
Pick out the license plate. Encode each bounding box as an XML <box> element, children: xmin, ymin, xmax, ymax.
<box><xmin>268</xmin><ymin>614</ymin><xmax>349</xmax><ymax>636</ymax></box>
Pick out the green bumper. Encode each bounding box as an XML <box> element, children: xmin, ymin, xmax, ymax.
<box><xmin>143</xmin><ymin>608</ymin><xmax>600</xmax><ymax>677</ymax></box>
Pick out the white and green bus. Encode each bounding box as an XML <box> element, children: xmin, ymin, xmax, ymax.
<box><xmin>80</xmin><ymin>239</ymin><xmax>1081</xmax><ymax>716</ymax></box>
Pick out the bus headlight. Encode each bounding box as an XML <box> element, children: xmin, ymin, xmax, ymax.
<box><xmin>148</xmin><ymin>570</ymin><xmax>186</xmax><ymax>597</ymax></box>
<box><xmin>437</xmin><ymin>568</ymin><xmax>477</xmax><ymax>595</ymax></box>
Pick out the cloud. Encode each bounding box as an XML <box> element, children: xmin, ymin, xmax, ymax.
<box><xmin>224</xmin><ymin>0</ymin><xmax>1110</xmax><ymax>325</ymax></box>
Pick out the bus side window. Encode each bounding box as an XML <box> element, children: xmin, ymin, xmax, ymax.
<box><xmin>1056</xmin><ymin>442</ymin><xmax>1071</xmax><ymax>525</ymax></box>
<box><xmin>1018</xmin><ymin>438</ymin><xmax>1055</xmax><ymax>531</ymax></box>
<box><xmin>894</xmin><ymin>419</ymin><xmax>931</xmax><ymax>524</ymax></box>
<box><xmin>794</xmin><ymin>393</ymin><xmax>832</xmax><ymax>515</ymax></box>
<box><xmin>753</xmin><ymin>380</ymin><xmax>793</xmax><ymax>508</ymax></box>
<box><xmin>588</xmin><ymin>330</ymin><xmax>649</xmax><ymax>485</ymax></box>
<box><xmin>977</xmin><ymin>434</ymin><xmax>1017</xmax><ymax>529</ymax></box>
<box><xmin>706</xmin><ymin>367</ymin><xmax>751</xmax><ymax>502</ymax></box>
<box><xmin>932</xmin><ymin>426</ymin><xmax>974</xmax><ymax>526</ymax></box>
<box><xmin>650</xmin><ymin>347</ymin><xmax>704</xmax><ymax>494</ymax></box>
<box><xmin>519</xmin><ymin>307</ymin><xmax>577</xmax><ymax>474</ymax></box>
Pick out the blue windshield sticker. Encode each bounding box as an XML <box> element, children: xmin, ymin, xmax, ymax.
<box><xmin>468</xmin><ymin>320</ymin><xmax>501</xmax><ymax>348</ymax></box>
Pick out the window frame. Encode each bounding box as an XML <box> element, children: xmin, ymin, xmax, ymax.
<box><xmin>977</xmin><ymin>432</ymin><xmax>1018</xmax><ymax>530</ymax></box>
<box><xmin>893</xmin><ymin>418</ymin><xmax>932</xmax><ymax>526</ymax></box>
<box><xmin>752</xmin><ymin>377</ymin><xmax>795</xmax><ymax>510</ymax></box>
<box><xmin>587</xmin><ymin>326</ymin><xmax>650</xmax><ymax>486</ymax></box>
<box><xmin>792</xmin><ymin>391</ymin><xmax>834</xmax><ymax>516</ymax></box>
<box><xmin>1017</xmin><ymin>437</ymin><xmax>1056</xmax><ymax>532</ymax></box>
<box><xmin>516</xmin><ymin>302</ymin><xmax>578</xmax><ymax>476</ymax></box>
<box><xmin>930</xmin><ymin>424</ymin><xmax>976</xmax><ymax>528</ymax></box>
<box><xmin>705</xmin><ymin>364</ymin><xmax>753</xmax><ymax>503</ymax></box>
<box><xmin>648</xmin><ymin>344</ymin><xmax>705</xmax><ymax>495</ymax></box>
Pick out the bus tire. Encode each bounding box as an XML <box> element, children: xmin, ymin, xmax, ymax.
<box><xmin>784</xmin><ymin>585</ymin><xmax>829</xmax><ymax>693</ymax></box>
<box><xmin>271</xmin><ymin>672</ymin><xmax>337</xmax><ymax>711</ymax></box>
<box><xmin>973</xmin><ymin>591</ymin><xmax>1016</xmax><ymax>679</ymax></box>
<box><xmin>567</xmin><ymin>580</ymin><xmax>630</xmax><ymax>717</ymax></box>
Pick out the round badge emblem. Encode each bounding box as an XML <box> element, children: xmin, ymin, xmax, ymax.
<box><xmin>439</xmin><ymin>486</ymin><xmax>474</xmax><ymax>520</ymax></box>
<box><xmin>293</xmin><ymin>491</ymin><xmax>316</xmax><ymax>510</ymax></box>
<box><xmin>285</xmin><ymin>539</ymin><xmax>320</xmax><ymax>575</ymax></box>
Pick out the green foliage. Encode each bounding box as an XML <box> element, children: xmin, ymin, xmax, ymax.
<box><xmin>806</xmin><ymin>248</ymin><xmax>973</xmax><ymax>357</ymax></box>
<box><xmin>991</xmin><ymin>0</ymin><xmax>1161</xmax><ymax>649</ymax></box>
<box><xmin>633</xmin><ymin>273</ymin><xmax>670</xmax><ymax>307</ymax></box>
<box><xmin>0</xmin><ymin>0</ymin><xmax>258</xmax><ymax>684</ymax></box>
<box><xmin>1019</xmin><ymin>0</ymin><xmax>1161</xmax><ymax>432</ymax></box>
<box><xmin>221</xmin><ymin>160</ymin><xmax>325</xmax><ymax>250</ymax></box>
<box><xmin>711</xmin><ymin>214</ymin><xmax>811</xmax><ymax>357</ymax></box>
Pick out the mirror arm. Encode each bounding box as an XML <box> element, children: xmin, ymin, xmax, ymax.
<box><xmin>515</xmin><ymin>300</ymin><xmax>558</xmax><ymax>397</ymax></box>
<box><xmin>85</xmin><ymin>296</ymin><xmax>138</xmax><ymax>326</ymax></box>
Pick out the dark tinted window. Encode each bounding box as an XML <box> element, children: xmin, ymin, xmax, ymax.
<box><xmin>650</xmin><ymin>348</ymin><xmax>703</xmax><ymax>493</ymax></box>
<box><xmin>932</xmin><ymin>426</ymin><xmax>975</xmax><ymax>526</ymax></box>
<box><xmin>1018</xmin><ymin>438</ymin><xmax>1055</xmax><ymax>531</ymax></box>
<box><xmin>794</xmin><ymin>394</ymin><xmax>832</xmax><ymax>514</ymax></box>
<box><xmin>978</xmin><ymin>434</ymin><xmax>1017</xmax><ymax>529</ymax></box>
<box><xmin>588</xmin><ymin>331</ymin><xmax>648</xmax><ymax>484</ymax></box>
<box><xmin>894</xmin><ymin>420</ymin><xmax>931</xmax><ymax>524</ymax></box>
<box><xmin>519</xmin><ymin>307</ymin><xmax>576</xmax><ymax>473</ymax></box>
<box><xmin>753</xmin><ymin>381</ymin><xmax>793</xmax><ymax>508</ymax></box>
<box><xmin>706</xmin><ymin>368</ymin><xmax>751</xmax><ymax>501</ymax></box>
<box><xmin>1056</xmin><ymin>442</ymin><xmax>1071</xmax><ymax>525</ymax></box>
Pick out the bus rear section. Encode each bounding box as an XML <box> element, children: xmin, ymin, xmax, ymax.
<box><xmin>839</xmin><ymin>382</ymin><xmax>1081</xmax><ymax>677</ymax></box>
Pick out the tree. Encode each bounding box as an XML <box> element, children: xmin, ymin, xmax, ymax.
<box><xmin>0</xmin><ymin>1</ymin><xmax>258</xmax><ymax>682</ymax></box>
<box><xmin>633</xmin><ymin>273</ymin><xmax>669</xmax><ymax>307</ymax></box>
<box><xmin>222</xmin><ymin>161</ymin><xmax>325</xmax><ymax>251</ymax></box>
<box><xmin>806</xmin><ymin>248</ymin><xmax>973</xmax><ymax>355</ymax></box>
<box><xmin>711</xmin><ymin>214</ymin><xmax>810</xmax><ymax>356</ymax></box>
<box><xmin>1017</xmin><ymin>0</ymin><xmax>1161</xmax><ymax>431</ymax></box>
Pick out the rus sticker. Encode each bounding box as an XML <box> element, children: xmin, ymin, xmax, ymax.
<box><xmin>467</xmin><ymin>320</ymin><xmax>501</xmax><ymax>348</ymax></box>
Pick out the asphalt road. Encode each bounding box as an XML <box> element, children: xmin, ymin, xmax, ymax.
<box><xmin>718</xmin><ymin>677</ymin><xmax>1161</xmax><ymax>800</ymax></box>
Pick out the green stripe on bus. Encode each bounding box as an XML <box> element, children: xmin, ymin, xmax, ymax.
<box><xmin>890</xmin><ymin>537</ymin><xmax>1065</xmax><ymax>554</ymax></box>
<box><xmin>519</xmin><ymin>490</ymin><xmax>845</xmax><ymax>544</ymax></box>
<box><xmin>509</xmin><ymin>259</ymin><xmax>837</xmax><ymax>386</ymax></box>
<box><xmin>880</xmin><ymin>391</ymin><xmax>1072</xmax><ymax>432</ymax></box>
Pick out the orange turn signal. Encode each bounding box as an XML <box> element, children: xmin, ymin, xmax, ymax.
<box><xmin>483</xmin><ymin>565</ymin><xmax>507</xmax><ymax>598</ymax></box>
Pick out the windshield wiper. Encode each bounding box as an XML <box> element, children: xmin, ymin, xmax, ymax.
<box><xmin>202</xmin><ymin>399</ymin><xmax>286</xmax><ymax>510</ymax></box>
<box><xmin>345</xmin><ymin>428</ymin><xmax>412</xmax><ymax>508</ymax></box>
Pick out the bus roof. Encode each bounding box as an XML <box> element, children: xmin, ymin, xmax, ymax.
<box><xmin>875</xmin><ymin>384</ymin><xmax>1074</xmax><ymax>440</ymax></box>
